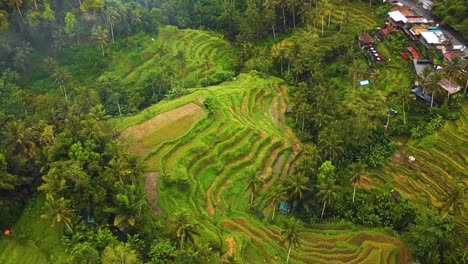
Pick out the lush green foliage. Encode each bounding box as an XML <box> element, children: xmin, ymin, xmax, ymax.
<box><xmin>432</xmin><ymin>0</ymin><xmax>468</xmax><ymax>40</ymax></box>
<box><xmin>0</xmin><ymin>0</ymin><xmax>466</xmax><ymax>263</ymax></box>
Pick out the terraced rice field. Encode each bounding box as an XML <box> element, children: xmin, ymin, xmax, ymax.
<box><xmin>119</xmin><ymin>73</ymin><xmax>410</xmax><ymax>263</ymax></box>
<box><xmin>109</xmin><ymin>26</ymin><xmax>238</xmax><ymax>88</ymax></box>
<box><xmin>286</xmin><ymin>4</ymin><xmax>378</xmax><ymax>54</ymax></box>
<box><xmin>367</xmin><ymin>105</ymin><xmax>468</xmax><ymax>228</ymax></box>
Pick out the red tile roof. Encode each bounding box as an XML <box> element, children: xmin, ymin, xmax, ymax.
<box><xmin>380</xmin><ymin>28</ymin><xmax>389</xmax><ymax>35</ymax></box>
<box><xmin>406</xmin><ymin>46</ymin><xmax>420</xmax><ymax>59</ymax></box>
<box><xmin>400</xmin><ymin>52</ymin><xmax>410</xmax><ymax>60</ymax></box>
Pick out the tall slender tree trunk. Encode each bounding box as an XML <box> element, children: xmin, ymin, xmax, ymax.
<box><xmin>280</xmin><ymin>59</ymin><xmax>283</xmax><ymax>74</ymax></box>
<box><xmin>101</xmin><ymin>44</ymin><xmax>105</xmax><ymax>56</ymax></box>
<box><xmin>292</xmin><ymin>8</ymin><xmax>296</xmax><ymax>28</ymax></box>
<box><xmin>272</xmin><ymin>24</ymin><xmax>276</xmax><ymax>39</ymax></box>
<box><xmin>271</xmin><ymin>204</ymin><xmax>276</xmax><ymax>220</ymax></box>
<box><xmin>250</xmin><ymin>191</ymin><xmax>254</xmax><ymax>205</ymax></box>
<box><xmin>117</xmin><ymin>101</ymin><xmax>122</xmax><ymax>117</ymax></box>
<box><xmin>431</xmin><ymin>92</ymin><xmax>434</xmax><ymax>107</ymax></box>
<box><xmin>321</xmin><ymin>201</ymin><xmax>326</xmax><ymax>218</ymax></box>
<box><xmin>321</xmin><ymin>16</ymin><xmax>324</xmax><ymax>36</ymax></box>
<box><xmin>282</xmin><ymin>6</ymin><xmax>286</xmax><ymax>29</ymax></box>
<box><xmin>352</xmin><ymin>184</ymin><xmax>356</xmax><ymax>203</ymax></box>
<box><xmin>402</xmin><ymin>97</ymin><xmax>406</xmax><ymax>125</ymax></box>
<box><xmin>340</xmin><ymin>9</ymin><xmax>344</xmax><ymax>28</ymax></box>
<box><xmin>110</xmin><ymin>23</ymin><xmax>115</xmax><ymax>43</ymax></box>
<box><xmin>286</xmin><ymin>245</ymin><xmax>292</xmax><ymax>263</ymax></box>
<box><xmin>34</xmin><ymin>0</ymin><xmax>37</xmax><ymax>10</ymax></box>
<box><xmin>328</xmin><ymin>13</ymin><xmax>331</xmax><ymax>28</ymax></box>
<box><xmin>17</xmin><ymin>7</ymin><xmax>25</xmax><ymax>24</ymax></box>
<box><xmin>61</xmin><ymin>86</ymin><xmax>68</xmax><ymax>104</ymax></box>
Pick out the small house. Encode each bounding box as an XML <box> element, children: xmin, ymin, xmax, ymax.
<box><xmin>278</xmin><ymin>201</ymin><xmax>291</xmax><ymax>213</ymax></box>
<box><xmin>408</xmin><ymin>26</ymin><xmax>428</xmax><ymax>40</ymax></box>
<box><xmin>388</xmin><ymin>11</ymin><xmax>407</xmax><ymax>31</ymax></box>
<box><xmin>391</xmin><ymin>5</ymin><xmax>415</xmax><ymax>17</ymax></box>
<box><xmin>413</xmin><ymin>59</ymin><xmax>433</xmax><ymax>77</ymax></box>
<box><xmin>438</xmin><ymin>78</ymin><xmax>462</xmax><ymax>98</ymax></box>
<box><xmin>420</xmin><ymin>30</ymin><xmax>450</xmax><ymax>52</ymax></box>
<box><xmin>358</xmin><ymin>33</ymin><xmax>374</xmax><ymax>48</ymax></box>
<box><xmin>411</xmin><ymin>86</ymin><xmax>432</xmax><ymax>103</ymax></box>
<box><xmin>377</xmin><ymin>28</ymin><xmax>389</xmax><ymax>40</ymax></box>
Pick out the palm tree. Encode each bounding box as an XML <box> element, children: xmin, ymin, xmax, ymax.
<box><xmin>271</xmin><ymin>41</ymin><xmax>290</xmax><ymax>75</ymax></box>
<box><xmin>315</xmin><ymin>179</ymin><xmax>339</xmax><ymax>218</ymax></box>
<box><xmin>106</xmin><ymin>184</ymin><xmax>146</xmax><ymax>231</ymax></box>
<box><xmin>296</xmin><ymin>102</ymin><xmax>311</xmax><ymax>131</ymax></box>
<box><xmin>172</xmin><ymin>212</ymin><xmax>200</xmax><ymax>249</ymax></box>
<box><xmin>102</xmin><ymin>242</ymin><xmax>141</xmax><ymax>264</ymax></box>
<box><xmin>285</xmin><ymin>173</ymin><xmax>310</xmax><ymax>207</ymax></box>
<box><xmin>244</xmin><ymin>172</ymin><xmax>264</xmax><ymax>206</ymax></box>
<box><xmin>41</xmin><ymin>194</ymin><xmax>73</xmax><ymax>231</ymax></box>
<box><xmin>0</xmin><ymin>154</ymin><xmax>16</xmax><ymax>190</ymax></box>
<box><xmin>103</xmin><ymin>3</ymin><xmax>123</xmax><ymax>43</ymax></box>
<box><xmin>419</xmin><ymin>66</ymin><xmax>433</xmax><ymax>94</ymax></box>
<box><xmin>92</xmin><ymin>25</ymin><xmax>109</xmax><ymax>56</ymax></box>
<box><xmin>295</xmin><ymin>144</ymin><xmax>321</xmax><ymax>175</ymax></box>
<box><xmin>263</xmin><ymin>183</ymin><xmax>286</xmax><ymax>220</ymax></box>
<box><xmin>427</xmin><ymin>71</ymin><xmax>444</xmax><ymax>107</ymax></box>
<box><xmin>281</xmin><ymin>217</ymin><xmax>303</xmax><ymax>263</ymax></box>
<box><xmin>318</xmin><ymin>128</ymin><xmax>344</xmax><ymax>162</ymax></box>
<box><xmin>348</xmin><ymin>163</ymin><xmax>366</xmax><ymax>203</ymax></box>
<box><xmin>8</xmin><ymin>0</ymin><xmax>25</xmax><ymax>23</ymax></box>
<box><xmin>441</xmin><ymin>184</ymin><xmax>464</xmax><ymax>219</ymax></box>
<box><xmin>286</xmin><ymin>0</ymin><xmax>299</xmax><ymax>28</ymax></box>
<box><xmin>1</xmin><ymin>121</ymin><xmax>37</xmax><ymax>161</ymax></box>
<box><xmin>443</xmin><ymin>55</ymin><xmax>463</xmax><ymax>82</ymax></box>
<box><xmin>51</xmin><ymin>66</ymin><xmax>71</xmax><ymax>104</ymax></box>
<box><xmin>12</xmin><ymin>41</ymin><xmax>32</xmax><ymax>71</ymax></box>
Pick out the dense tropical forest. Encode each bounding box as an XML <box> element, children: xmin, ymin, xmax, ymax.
<box><xmin>0</xmin><ymin>0</ymin><xmax>466</xmax><ymax>263</ymax></box>
<box><xmin>432</xmin><ymin>0</ymin><xmax>468</xmax><ymax>40</ymax></box>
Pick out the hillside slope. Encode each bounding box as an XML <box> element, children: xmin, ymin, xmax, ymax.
<box><xmin>367</xmin><ymin>104</ymin><xmax>468</xmax><ymax>229</ymax></box>
<box><xmin>118</xmin><ymin>73</ymin><xmax>411</xmax><ymax>263</ymax></box>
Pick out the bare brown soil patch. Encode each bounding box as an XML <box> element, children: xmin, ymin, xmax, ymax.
<box><xmin>121</xmin><ymin>103</ymin><xmax>203</xmax><ymax>140</ymax></box>
<box><xmin>241</xmin><ymin>96</ymin><xmax>248</xmax><ymax>115</ymax></box>
<box><xmin>145</xmin><ymin>172</ymin><xmax>161</xmax><ymax>214</ymax></box>
<box><xmin>225</xmin><ymin>237</ymin><xmax>236</xmax><ymax>257</ymax></box>
<box><xmin>392</xmin><ymin>154</ymin><xmax>406</xmax><ymax>164</ymax></box>
<box><xmin>216</xmin><ymin>179</ymin><xmax>232</xmax><ymax>214</ymax></box>
<box><xmin>273</xmin><ymin>153</ymin><xmax>285</xmax><ymax>174</ymax></box>
<box><xmin>360</xmin><ymin>175</ymin><xmax>373</xmax><ymax>190</ymax></box>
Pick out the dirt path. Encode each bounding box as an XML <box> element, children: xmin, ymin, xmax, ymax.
<box><xmin>145</xmin><ymin>172</ymin><xmax>161</xmax><ymax>214</ymax></box>
<box><xmin>216</xmin><ymin>179</ymin><xmax>232</xmax><ymax>214</ymax></box>
<box><xmin>206</xmin><ymin>176</ymin><xmax>221</xmax><ymax>216</ymax></box>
